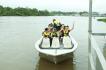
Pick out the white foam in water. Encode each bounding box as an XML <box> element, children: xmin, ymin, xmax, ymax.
<box><xmin>51</xmin><ymin>37</ymin><xmax>60</xmax><ymax>48</ymax></box>
<box><xmin>42</xmin><ymin>38</ymin><xmax>50</xmax><ymax>48</ymax></box>
<box><xmin>63</xmin><ymin>37</ymin><xmax>72</xmax><ymax>48</ymax></box>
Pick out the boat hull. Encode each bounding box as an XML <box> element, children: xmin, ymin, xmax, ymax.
<box><xmin>39</xmin><ymin>52</ymin><xmax>73</xmax><ymax>64</ymax></box>
<box><xmin>35</xmin><ymin>35</ymin><xmax>78</xmax><ymax>64</ymax></box>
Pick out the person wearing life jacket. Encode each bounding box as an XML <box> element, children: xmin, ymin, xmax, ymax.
<box><xmin>52</xmin><ymin>19</ymin><xmax>62</xmax><ymax>31</ymax></box>
<box><xmin>50</xmin><ymin>28</ymin><xmax>58</xmax><ymax>37</ymax></box>
<box><xmin>48</xmin><ymin>23</ymin><xmax>53</xmax><ymax>32</ymax></box>
<box><xmin>64</xmin><ymin>26</ymin><xmax>70</xmax><ymax>36</ymax></box>
<box><xmin>42</xmin><ymin>28</ymin><xmax>50</xmax><ymax>38</ymax></box>
<box><xmin>58</xmin><ymin>24</ymin><xmax>65</xmax><ymax>42</ymax></box>
<box><xmin>49</xmin><ymin>28</ymin><xmax>59</xmax><ymax>46</ymax></box>
<box><xmin>59</xmin><ymin>24</ymin><xmax>65</xmax><ymax>34</ymax></box>
<box><xmin>60</xmin><ymin>24</ymin><xmax>74</xmax><ymax>37</ymax></box>
<box><xmin>42</xmin><ymin>28</ymin><xmax>53</xmax><ymax>46</ymax></box>
<box><xmin>48</xmin><ymin>23</ymin><xmax>53</xmax><ymax>28</ymax></box>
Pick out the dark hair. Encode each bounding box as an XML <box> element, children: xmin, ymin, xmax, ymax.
<box><xmin>53</xmin><ymin>19</ymin><xmax>56</xmax><ymax>22</ymax></box>
<box><xmin>48</xmin><ymin>24</ymin><xmax>51</xmax><ymax>26</ymax></box>
<box><xmin>45</xmin><ymin>28</ymin><xmax>48</xmax><ymax>31</ymax></box>
<box><xmin>66</xmin><ymin>25</ymin><xmax>69</xmax><ymax>27</ymax></box>
<box><xmin>64</xmin><ymin>26</ymin><xmax>67</xmax><ymax>29</ymax></box>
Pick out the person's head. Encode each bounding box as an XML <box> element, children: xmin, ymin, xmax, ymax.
<box><xmin>45</xmin><ymin>28</ymin><xmax>48</xmax><ymax>31</ymax></box>
<box><xmin>48</xmin><ymin>23</ymin><xmax>53</xmax><ymax>27</ymax></box>
<box><xmin>53</xmin><ymin>19</ymin><xmax>56</xmax><ymax>22</ymax></box>
<box><xmin>53</xmin><ymin>28</ymin><xmax>57</xmax><ymax>32</ymax></box>
<box><xmin>66</xmin><ymin>26</ymin><xmax>69</xmax><ymax>29</ymax></box>
<box><xmin>63</xmin><ymin>26</ymin><xmax>66</xmax><ymax>29</ymax></box>
<box><xmin>64</xmin><ymin>26</ymin><xmax>69</xmax><ymax>30</ymax></box>
<box><xmin>53</xmin><ymin>19</ymin><xmax>60</xmax><ymax>24</ymax></box>
<box><xmin>61</xmin><ymin>24</ymin><xmax>65</xmax><ymax>28</ymax></box>
<box><xmin>48</xmin><ymin>24</ymin><xmax>51</xmax><ymax>28</ymax></box>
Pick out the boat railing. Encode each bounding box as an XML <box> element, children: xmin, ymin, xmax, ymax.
<box><xmin>88</xmin><ymin>0</ymin><xmax>106</xmax><ymax>69</ymax></box>
<box><xmin>89</xmin><ymin>33</ymin><xmax>106</xmax><ymax>70</ymax></box>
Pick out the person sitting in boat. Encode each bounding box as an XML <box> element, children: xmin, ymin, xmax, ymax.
<box><xmin>42</xmin><ymin>28</ymin><xmax>53</xmax><ymax>47</ymax></box>
<box><xmin>52</xmin><ymin>19</ymin><xmax>62</xmax><ymax>31</ymax></box>
<box><xmin>60</xmin><ymin>24</ymin><xmax>74</xmax><ymax>37</ymax></box>
<box><xmin>42</xmin><ymin>28</ymin><xmax>50</xmax><ymax>38</ymax></box>
<box><xmin>50</xmin><ymin>28</ymin><xmax>58</xmax><ymax>38</ymax></box>
<box><xmin>58</xmin><ymin>24</ymin><xmax>65</xmax><ymax>42</ymax></box>
<box><xmin>49</xmin><ymin>28</ymin><xmax>59</xmax><ymax>46</ymax></box>
<box><xmin>48</xmin><ymin>23</ymin><xmax>53</xmax><ymax>28</ymax></box>
<box><xmin>48</xmin><ymin>23</ymin><xmax>53</xmax><ymax>32</ymax></box>
<box><xmin>59</xmin><ymin>24</ymin><xmax>65</xmax><ymax>33</ymax></box>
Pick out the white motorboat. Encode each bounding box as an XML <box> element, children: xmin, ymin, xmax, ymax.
<box><xmin>35</xmin><ymin>34</ymin><xmax>78</xmax><ymax>64</ymax></box>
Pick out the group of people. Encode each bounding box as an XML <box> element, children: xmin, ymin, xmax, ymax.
<box><xmin>42</xmin><ymin>19</ymin><xmax>74</xmax><ymax>46</ymax></box>
<box><xmin>42</xmin><ymin>19</ymin><xmax>74</xmax><ymax>38</ymax></box>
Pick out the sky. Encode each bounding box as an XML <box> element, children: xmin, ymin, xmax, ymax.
<box><xmin>0</xmin><ymin>0</ymin><xmax>106</xmax><ymax>13</ymax></box>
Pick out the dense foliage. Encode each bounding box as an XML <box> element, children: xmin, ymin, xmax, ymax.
<box><xmin>0</xmin><ymin>5</ymin><xmax>90</xmax><ymax>16</ymax></box>
<box><xmin>0</xmin><ymin>5</ymin><xmax>50</xmax><ymax>16</ymax></box>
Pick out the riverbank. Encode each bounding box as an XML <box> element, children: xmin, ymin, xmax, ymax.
<box><xmin>0</xmin><ymin>5</ymin><xmax>105</xmax><ymax>17</ymax></box>
<box><xmin>97</xmin><ymin>18</ymin><xmax>106</xmax><ymax>23</ymax></box>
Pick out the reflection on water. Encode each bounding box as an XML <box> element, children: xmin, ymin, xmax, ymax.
<box><xmin>36</xmin><ymin>57</ymin><xmax>74</xmax><ymax>70</ymax></box>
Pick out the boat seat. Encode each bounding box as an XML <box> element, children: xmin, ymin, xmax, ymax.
<box><xmin>40</xmin><ymin>37</ymin><xmax>74</xmax><ymax>49</ymax></box>
<box><xmin>63</xmin><ymin>36</ymin><xmax>74</xmax><ymax>49</ymax></box>
<box><xmin>41</xmin><ymin>38</ymin><xmax>51</xmax><ymax>49</ymax></box>
<box><xmin>51</xmin><ymin>37</ymin><xmax>60</xmax><ymax>49</ymax></box>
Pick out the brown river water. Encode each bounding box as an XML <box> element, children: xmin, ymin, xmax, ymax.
<box><xmin>0</xmin><ymin>16</ymin><xmax>106</xmax><ymax>70</ymax></box>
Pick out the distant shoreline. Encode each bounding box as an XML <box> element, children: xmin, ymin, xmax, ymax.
<box><xmin>0</xmin><ymin>5</ymin><xmax>106</xmax><ymax>17</ymax></box>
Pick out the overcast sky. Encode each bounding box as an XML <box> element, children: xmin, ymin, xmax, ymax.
<box><xmin>0</xmin><ymin>0</ymin><xmax>106</xmax><ymax>13</ymax></box>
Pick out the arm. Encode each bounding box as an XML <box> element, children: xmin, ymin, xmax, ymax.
<box><xmin>70</xmin><ymin>23</ymin><xmax>74</xmax><ymax>31</ymax></box>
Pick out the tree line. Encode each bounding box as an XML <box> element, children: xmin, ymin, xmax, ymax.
<box><xmin>0</xmin><ymin>5</ymin><xmax>102</xmax><ymax>16</ymax></box>
<box><xmin>0</xmin><ymin>5</ymin><xmax>50</xmax><ymax>16</ymax></box>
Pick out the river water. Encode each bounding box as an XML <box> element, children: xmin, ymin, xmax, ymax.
<box><xmin>0</xmin><ymin>16</ymin><xmax>105</xmax><ymax>70</ymax></box>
